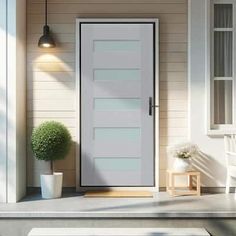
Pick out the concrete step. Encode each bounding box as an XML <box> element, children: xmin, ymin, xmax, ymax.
<box><xmin>28</xmin><ymin>228</ymin><xmax>210</xmax><ymax>236</ymax></box>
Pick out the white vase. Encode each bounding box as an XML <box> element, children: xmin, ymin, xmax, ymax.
<box><xmin>173</xmin><ymin>158</ymin><xmax>192</xmax><ymax>172</ymax></box>
<box><xmin>40</xmin><ymin>172</ymin><xmax>63</xmax><ymax>199</ymax></box>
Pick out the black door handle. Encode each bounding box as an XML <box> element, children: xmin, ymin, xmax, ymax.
<box><xmin>149</xmin><ymin>97</ymin><xmax>159</xmax><ymax>116</ymax></box>
<box><xmin>149</xmin><ymin>97</ymin><xmax>153</xmax><ymax>116</ymax></box>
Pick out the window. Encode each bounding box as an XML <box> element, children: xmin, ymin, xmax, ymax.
<box><xmin>209</xmin><ymin>1</ymin><xmax>235</xmax><ymax>133</ymax></box>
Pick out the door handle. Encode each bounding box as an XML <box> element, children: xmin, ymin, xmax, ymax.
<box><xmin>149</xmin><ymin>97</ymin><xmax>159</xmax><ymax>116</ymax></box>
<box><xmin>149</xmin><ymin>97</ymin><xmax>153</xmax><ymax>116</ymax></box>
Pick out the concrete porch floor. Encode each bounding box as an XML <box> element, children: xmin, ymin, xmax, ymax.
<box><xmin>1</xmin><ymin>192</ymin><xmax>236</xmax><ymax>218</ymax></box>
<box><xmin>1</xmin><ymin>192</ymin><xmax>236</xmax><ymax>236</ymax></box>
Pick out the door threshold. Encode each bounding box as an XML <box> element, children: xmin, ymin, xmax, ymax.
<box><xmin>84</xmin><ymin>190</ymin><xmax>153</xmax><ymax>198</ymax></box>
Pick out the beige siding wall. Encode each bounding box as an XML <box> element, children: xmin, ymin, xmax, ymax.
<box><xmin>27</xmin><ymin>0</ymin><xmax>188</xmax><ymax>187</ymax></box>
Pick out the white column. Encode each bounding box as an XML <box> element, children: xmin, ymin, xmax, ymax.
<box><xmin>0</xmin><ymin>0</ymin><xmax>7</xmax><ymax>203</ymax></box>
<box><xmin>7</xmin><ymin>0</ymin><xmax>27</xmax><ymax>203</ymax></box>
<box><xmin>188</xmin><ymin>0</ymin><xmax>226</xmax><ymax>187</ymax></box>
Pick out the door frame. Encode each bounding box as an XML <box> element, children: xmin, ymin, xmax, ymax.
<box><xmin>76</xmin><ymin>18</ymin><xmax>159</xmax><ymax>192</ymax></box>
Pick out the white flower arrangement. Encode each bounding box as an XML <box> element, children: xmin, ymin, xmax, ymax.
<box><xmin>168</xmin><ymin>142</ymin><xmax>198</xmax><ymax>159</ymax></box>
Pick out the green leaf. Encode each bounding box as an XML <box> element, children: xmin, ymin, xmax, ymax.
<box><xmin>31</xmin><ymin>121</ymin><xmax>72</xmax><ymax>161</ymax></box>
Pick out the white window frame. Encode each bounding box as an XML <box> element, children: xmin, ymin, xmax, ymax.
<box><xmin>207</xmin><ymin>0</ymin><xmax>236</xmax><ymax>135</ymax></box>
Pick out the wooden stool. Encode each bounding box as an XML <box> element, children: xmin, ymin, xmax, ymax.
<box><xmin>166</xmin><ymin>169</ymin><xmax>201</xmax><ymax>197</ymax></box>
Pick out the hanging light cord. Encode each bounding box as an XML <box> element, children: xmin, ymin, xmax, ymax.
<box><xmin>38</xmin><ymin>0</ymin><xmax>55</xmax><ymax>47</ymax></box>
<box><xmin>45</xmin><ymin>0</ymin><xmax>48</xmax><ymax>26</ymax></box>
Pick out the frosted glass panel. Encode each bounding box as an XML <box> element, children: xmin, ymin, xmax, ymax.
<box><xmin>94</xmin><ymin>158</ymin><xmax>141</xmax><ymax>171</ymax></box>
<box><xmin>214</xmin><ymin>4</ymin><xmax>232</xmax><ymax>28</ymax></box>
<box><xmin>94</xmin><ymin>128</ymin><xmax>141</xmax><ymax>141</ymax></box>
<box><xmin>94</xmin><ymin>98</ymin><xmax>141</xmax><ymax>110</ymax></box>
<box><xmin>214</xmin><ymin>31</ymin><xmax>232</xmax><ymax>77</ymax></box>
<box><xmin>94</xmin><ymin>69</ymin><xmax>140</xmax><ymax>81</ymax></box>
<box><xmin>214</xmin><ymin>80</ymin><xmax>232</xmax><ymax>124</ymax></box>
<box><xmin>94</xmin><ymin>40</ymin><xmax>140</xmax><ymax>52</ymax></box>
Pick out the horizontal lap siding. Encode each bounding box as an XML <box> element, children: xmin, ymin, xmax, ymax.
<box><xmin>27</xmin><ymin>0</ymin><xmax>188</xmax><ymax>187</ymax></box>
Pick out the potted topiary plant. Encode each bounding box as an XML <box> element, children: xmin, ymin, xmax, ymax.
<box><xmin>31</xmin><ymin>121</ymin><xmax>72</xmax><ymax>199</ymax></box>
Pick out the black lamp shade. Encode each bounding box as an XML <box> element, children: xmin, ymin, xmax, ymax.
<box><xmin>38</xmin><ymin>25</ymin><xmax>56</xmax><ymax>48</ymax></box>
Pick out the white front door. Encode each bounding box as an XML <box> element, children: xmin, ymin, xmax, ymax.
<box><xmin>79</xmin><ymin>21</ymin><xmax>158</xmax><ymax>187</ymax></box>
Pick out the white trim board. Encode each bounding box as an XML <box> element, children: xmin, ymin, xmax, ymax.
<box><xmin>188</xmin><ymin>0</ymin><xmax>229</xmax><ymax>187</ymax></box>
<box><xmin>75</xmin><ymin>18</ymin><xmax>159</xmax><ymax>192</ymax></box>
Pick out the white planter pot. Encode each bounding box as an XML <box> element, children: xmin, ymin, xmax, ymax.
<box><xmin>40</xmin><ymin>172</ymin><xmax>63</xmax><ymax>199</ymax></box>
<box><xmin>173</xmin><ymin>158</ymin><xmax>192</xmax><ymax>172</ymax></box>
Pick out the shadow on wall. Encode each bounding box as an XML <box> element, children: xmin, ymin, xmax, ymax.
<box><xmin>192</xmin><ymin>150</ymin><xmax>226</xmax><ymax>187</ymax></box>
<box><xmin>27</xmin><ymin>37</ymin><xmax>76</xmax><ymax>187</ymax></box>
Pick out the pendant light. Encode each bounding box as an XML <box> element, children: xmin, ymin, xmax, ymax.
<box><xmin>38</xmin><ymin>0</ymin><xmax>55</xmax><ymax>48</ymax></box>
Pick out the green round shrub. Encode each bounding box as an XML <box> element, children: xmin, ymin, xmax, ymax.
<box><xmin>31</xmin><ymin>121</ymin><xmax>72</xmax><ymax>162</ymax></box>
